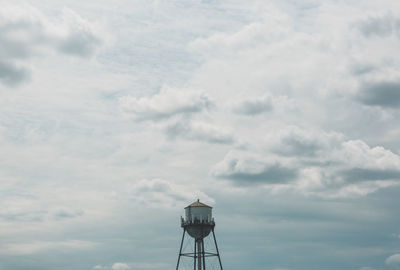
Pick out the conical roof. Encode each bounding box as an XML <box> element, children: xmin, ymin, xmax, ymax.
<box><xmin>185</xmin><ymin>199</ymin><xmax>212</xmax><ymax>208</ymax></box>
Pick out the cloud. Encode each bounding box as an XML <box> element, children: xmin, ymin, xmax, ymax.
<box><xmin>233</xmin><ymin>94</ymin><xmax>294</xmax><ymax>116</ymax></box>
<box><xmin>270</xmin><ymin>126</ymin><xmax>344</xmax><ymax>157</ymax></box>
<box><xmin>165</xmin><ymin>119</ymin><xmax>234</xmax><ymax>144</ymax></box>
<box><xmin>340</xmin><ymin>168</ymin><xmax>400</xmax><ymax>182</ymax></box>
<box><xmin>55</xmin><ymin>9</ymin><xmax>102</xmax><ymax>57</ymax></box>
<box><xmin>0</xmin><ymin>61</ymin><xmax>30</xmax><ymax>86</ymax></box>
<box><xmin>386</xmin><ymin>254</ymin><xmax>400</xmax><ymax>265</ymax></box>
<box><xmin>357</xmin><ymin>80</ymin><xmax>400</xmax><ymax>108</ymax></box>
<box><xmin>0</xmin><ymin>5</ymin><xmax>102</xmax><ymax>86</ymax></box>
<box><xmin>356</xmin><ymin>13</ymin><xmax>400</xmax><ymax>38</ymax></box>
<box><xmin>120</xmin><ymin>86</ymin><xmax>213</xmax><ymax>121</ymax></box>
<box><xmin>189</xmin><ymin>10</ymin><xmax>292</xmax><ymax>57</ymax></box>
<box><xmin>112</xmin><ymin>263</ymin><xmax>130</xmax><ymax>270</ymax></box>
<box><xmin>129</xmin><ymin>179</ymin><xmax>214</xmax><ymax>208</ymax></box>
<box><xmin>214</xmin><ymin>151</ymin><xmax>297</xmax><ymax>184</ymax></box>
<box><xmin>213</xmin><ymin>126</ymin><xmax>400</xmax><ymax>196</ymax></box>
<box><xmin>232</xmin><ymin>95</ymin><xmax>274</xmax><ymax>115</ymax></box>
<box><xmin>52</xmin><ymin>208</ymin><xmax>84</xmax><ymax>220</ymax></box>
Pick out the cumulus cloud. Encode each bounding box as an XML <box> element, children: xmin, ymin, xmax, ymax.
<box><xmin>213</xmin><ymin>126</ymin><xmax>400</xmax><ymax>197</ymax></box>
<box><xmin>0</xmin><ymin>5</ymin><xmax>102</xmax><ymax>86</ymax></box>
<box><xmin>165</xmin><ymin>119</ymin><xmax>234</xmax><ymax>144</ymax></box>
<box><xmin>120</xmin><ymin>86</ymin><xmax>213</xmax><ymax>121</ymax></box>
<box><xmin>386</xmin><ymin>254</ymin><xmax>400</xmax><ymax>265</ymax></box>
<box><xmin>214</xmin><ymin>151</ymin><xmax>297</xmax><ymax>184</ymax></box>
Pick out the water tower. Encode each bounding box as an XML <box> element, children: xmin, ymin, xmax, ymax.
<box><xmin>176</xmin><ymin>199</ymin><xmax>223</xmax><ymax>270</ymax></box>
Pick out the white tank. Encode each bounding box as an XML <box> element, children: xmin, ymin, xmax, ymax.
<box><xmin>184</xmin><ymin>199</ymin><xmax>212</xmax><ymax>223</ymax></box>
<box><xmin>183</xmin><ymin>200</ymin><xmax>213</xmax><ymax>239</ymax></box>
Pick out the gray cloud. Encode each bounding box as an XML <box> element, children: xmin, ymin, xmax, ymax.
<box><xmin>356</xmin><ymin>14</ymin><xmax>400</xmax><ymax>38</ymax></box>
<box><xmin>52</xmin><ymin>208</ymin><xmax>84</xmax><ymax>220</ymax></box>
<box><xmin>0</xmin><ymin>6</ymin><xmax>102</xmax><ymax>86</ymax></box>
<box><xmin>56</xmin><ymin>9</ymin><xmax>102</xmax><ymax>57</ymax></box>
<box><xmin>58</xmin><ymin>31</ymin><xmax>100</xmax><ymax>57</ymax></box>
<box><xmin>218</xmin><ymin>163</ymin><xmax>297</xmax><ymax>184</ymax></box>
<box><xmin>349</xmin><ymin>62</ymin><xmax>376</xmax><ymax>76</ymax></box>
<box><xmin>275</xmin><ymin>135</ymin><xmax>322</xmax><ymax>157</ymax></box>
<box><xmin>270</xmin><ymin>126</ymin><xmax>343</xmax><ymax>158</ymax></box>
<box><xmin>357</xmin><ymin>81</ymin><xmax>400</xmax><ymax>108</ymax></box>
<box><xmin>233</xmin><ymin>96</ymin><xmax>273</xmax><ymax>115</ymax></box>
<box><xmin>0</xmin><ymin>211</ymin><xmax>45</xmax><ymax>222</ymax></box>
<box><xmin>165</xmin><ymin>119</ymin><xmax>234</xmax><ymax>144</ymax></box>
<box><xmin>341</xmin><ymin>168</ymin><xmax>400</xmax><ymax>182</ymax></box>
<box><xmin>214</xmin><ymin>153</ymin><xmax>297</xmax><ymax>184</ymax></box>
<box><xmin>232</xmin><ymin>95</ymin><xmax>293</xmax><ymax>116</ymax></box>
<box><xmin>0</xmin><ymin>61</ymin><xmax>30</xmax><ymax>86</ymax></box>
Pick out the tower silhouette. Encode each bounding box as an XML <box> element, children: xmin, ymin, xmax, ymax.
<box><xmin>176</xmin><ymin>200</ymin><xmax>223</xmax><ymax>270</ymax></box>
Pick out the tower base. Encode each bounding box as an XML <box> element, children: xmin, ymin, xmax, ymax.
<box><xmin>176</xmin><ymin>227</ymin><xmax>223</xmax><ymax>270</ymax></box>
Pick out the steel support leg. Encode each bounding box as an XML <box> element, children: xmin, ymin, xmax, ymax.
<box><xmin>176</xmin><ymin>229</ymin><xmax>186</xmax><ymax>270</ymax></box>
<box><xmin>212</xmin><ymin>229</ymin><xmax>223</xmax><ymax>270</ymax></box>
<box><xmin>197</xmin><ymin>240</ymin><xmax>202</xmax><ymax>270</ymax></box>
<box><xmin>194</xmin><ymin>237</ymin><xmax>197</xmax><ymax>270</ymax></box>
<box><xmin>201</xmin><ymin>239</ymin><xmax>206</xmax><ymax>270</ymax></box>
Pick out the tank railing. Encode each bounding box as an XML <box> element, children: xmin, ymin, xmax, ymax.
<box><xmin>181</xmin><ymin>216</ymin><xmax>215</xmax><ymax>226</ymax></box>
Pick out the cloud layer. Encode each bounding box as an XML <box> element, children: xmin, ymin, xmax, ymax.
<box><xmin>0</xmin><ymin>5</ymin><xmax>102</xmax><ymax>86</ymax></box>
<box><xmin>1</xmin><ymin>1</ymin><xmax>400</xmax><ymax>270</ymax></box>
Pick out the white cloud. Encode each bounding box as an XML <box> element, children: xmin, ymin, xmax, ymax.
<box><xmin>386</xmin><ymin>254</ymin><xmax>400</xmax><ymax>265</ymax></box>
<box><xmin>213</xmin><ymin>126</ymin><xmax>400</xmax><ymax>197</ymax></box>
<box><xmin>112</xmin><ymin>263</ymin><xmax>130</xmax><ymax>270</ymax></box>
<box><xmin>93</xmin><ymin>265</ymin><xmax>106</xmax><ymax>270</ymax></box>
<box><xmin>120</xmin><ymin>86</ymin><xmax>213</xmax><ymax>121</ymax></box>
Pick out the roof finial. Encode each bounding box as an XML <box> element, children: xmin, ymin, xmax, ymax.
<box><xmin>197</xmin><ymin>198</ymin><xmax>200</xmax><ymax>202</ymax></box>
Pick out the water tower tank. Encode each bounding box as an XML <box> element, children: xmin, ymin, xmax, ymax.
<box><xmin>182</xmin><ymin>199</ymin><xmax>213</xmax><ymax>239</ymax></box>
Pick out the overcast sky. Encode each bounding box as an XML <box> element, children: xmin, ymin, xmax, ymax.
<box><xmin>1</xmin><ymin>0</ymin><xmax>400</xmax><ymax>270</ymax></box>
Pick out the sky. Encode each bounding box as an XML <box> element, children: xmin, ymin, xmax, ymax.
<box><xmin>1</xmin><ymin>0</ymin><xmax>400</xmax><ymax>270</ymax></box>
